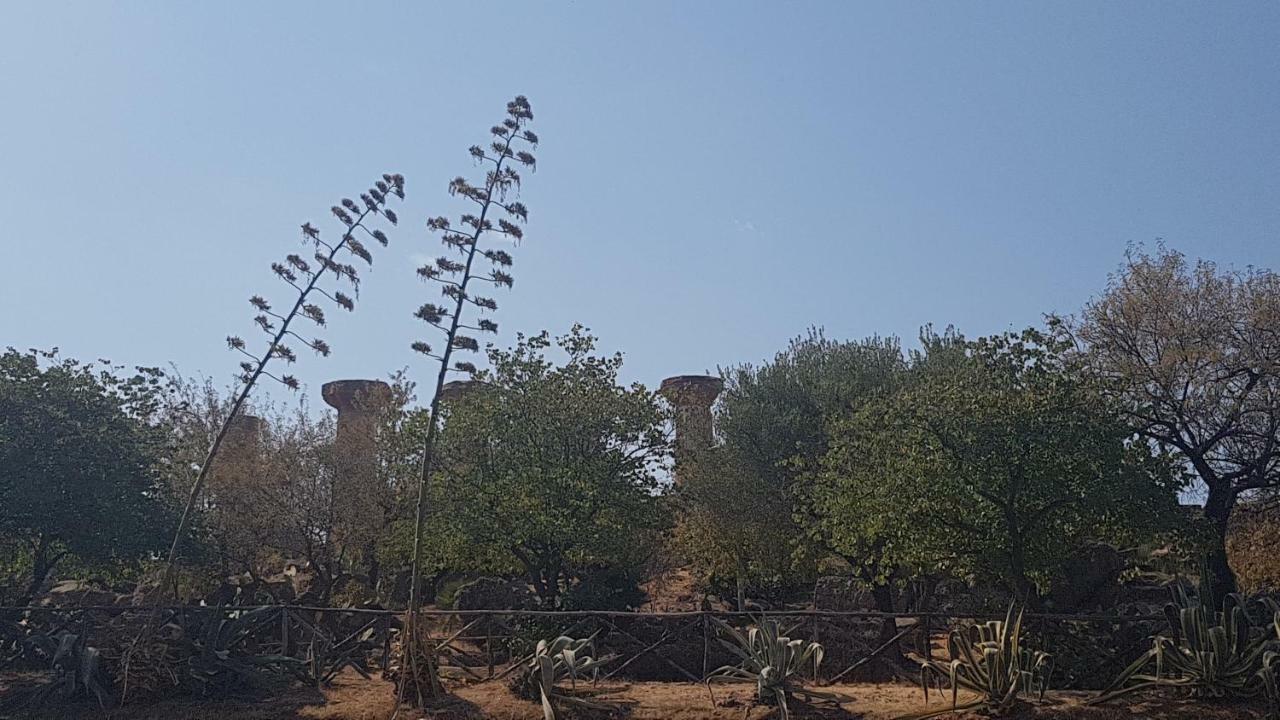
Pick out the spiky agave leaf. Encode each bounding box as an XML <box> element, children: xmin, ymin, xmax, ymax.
<box><xmin>903</xmin><ymin>605</ymin><xmax>1052</xmax><ymax>720</ymax></box>
<box><xmin>706</xmin><ymin>616</ymin><xmax>837</xmax><ymax>720</ymax></box>
<box><xmin>523</xmin><ymin>635</ymin><xmax>616</xmax><ymax>720</ymax></box>
<box><xmin>1090</xmin><ymin>589</ymin><xmax>1277</xmax><ymax>706</ymax></box>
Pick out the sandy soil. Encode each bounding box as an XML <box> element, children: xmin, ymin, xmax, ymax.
<box><xmin>4</xmin><ymin>673</ymin><xmax>1271</xmax><ymax>720</ymax></box>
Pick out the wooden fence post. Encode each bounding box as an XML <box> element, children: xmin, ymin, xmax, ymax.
<box><xmin>701</xmin><ymin>612</ymin><xmax>709</xmax><ymax>679</ymax></box>
<box><xmin>486</xmin><ymin>618</ymin><xmax>495</xmax><ymax>679</ymax></box>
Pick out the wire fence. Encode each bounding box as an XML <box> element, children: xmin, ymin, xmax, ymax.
<box><xmin>0</xmin><ymin>605</ymin><xmax>1168</xmax><ymax>690</ymax></box>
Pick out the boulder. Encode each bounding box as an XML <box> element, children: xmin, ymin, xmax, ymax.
<box><xmin>453</xmin><ymin>576</ymin><xmax>531</xmax><ymax>611</ymax></box>
<box><xmin>813</xmin><ymin>576</ymin><xmax>875</xmax><ymax>612</ymax></box>
<box><xmin>1048</xmin><ymin>543</ymin><xmax>1126</xmax><ymax>612</ymax></box>
<box><xmin>37</xmin><ymin>579</ymin><xmax>119</xmax><ymax>607</ymax></box>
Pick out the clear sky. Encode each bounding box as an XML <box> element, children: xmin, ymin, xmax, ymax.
<box><xmin>3</xmin><ymin>2</ymin><xmax>1278</xmax><ymax>407</ymax></box>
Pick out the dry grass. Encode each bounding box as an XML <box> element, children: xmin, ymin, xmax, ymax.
<box><xmin>3</xmin><ymin>672</ymin><xmax>1271</xmax><ymax>719</ymax></box>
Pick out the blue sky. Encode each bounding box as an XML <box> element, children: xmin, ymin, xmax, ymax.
<box><xmin>3</xmin><ymin>2</ymin><xmax>1278</xmax><ymax>407</ymax></box>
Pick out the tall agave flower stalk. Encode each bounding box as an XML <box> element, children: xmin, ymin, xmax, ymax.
<box><xmin>398</xmin><ymin>96</ymin><xmax>537</xmax><ymax>707</ymax></box>
<box><xmin>158</xmin><ymin>174</ymin><xmax>404</xmax><ymax>597</ymax></box>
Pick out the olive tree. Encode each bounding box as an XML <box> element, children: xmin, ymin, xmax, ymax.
<box><xmin>430</xmin><ymin>326</ymin><xmax>669</xmax><ymax>607</ymax></box>
<box><xmin>811</xmin><ymin>329</ymin><xmax>1182</xmax><ymax>603</ymax></box>
<box><xmin>0</xmin><ymin>349</ymin><xmax>175</xmax><ymax>604</ymax></box>
<box><xmin>1054</xmin><ymin>246</ymin><xmax>1280</xmax><ymax>602</ymax></box>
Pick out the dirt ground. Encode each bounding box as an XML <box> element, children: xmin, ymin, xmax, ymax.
<box><xmin>4</xmin><ymin>672</ymin><xmax>1272</xmax><ymax>720</ymax></box>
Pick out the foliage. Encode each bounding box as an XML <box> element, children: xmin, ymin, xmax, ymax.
<box><xmin>400</xmin><ymin>95</ymin><xmax>537</xmax><ymax>706</ymax></box>
<box><xmin>1053</xmin><ymin>245</ymin><xmax>1280</xmax><ymax>604</ymax></box>
<box><xmin>515</xmin><ymin>635</ymin><xmax>615</xmax><ymax>720</ymax></box>
<box><xmin>1092</xmin><ymin>580</ymin><xmax>1279</xmax><ymax>705</ymax></box>
<box><xmin>686</xmin><ymin>331</ymin><xmax>905</xmax><ymax>603</ymax></box>
<box><xmin>706</xmin><ymin>617</ymin><xmax>838</xmax><ymax>719</ymax></box>
<box><xmin>179</xmin><ymin>607</ymin><xmax>305</xmax><ymax>693</ymax></box>
<box><xmin>677</xmin><ymin>446</ymin><xmax>802</xmax><ymax>609</ymax></box>
<box><xmin>156</xmin><ymin>374</ymin><xmax>358</xmax><ymax>600</ymax></box>
<box><xmin>905</xmin><ymin>605</ymin><xmax>1052</xmax><ymax>719</ymax></box>
<box><xmin>14</xmin><ymin>631</ymin><xmax>113</xmax><ymax>710</ymax></box>
<box><xmin>429</xmin><ymin>326</ymin><xmax>669</xmax><ymax>607</ymax></box>
<box><xmin>810</xmin><ymin>328</ymin><xmax>1182</xmax><ymax>601</ymax></box>
<box><xmin>0</xmin><ymin>348</ymin><xmax>176</xmax><ymax>603</ymax></box>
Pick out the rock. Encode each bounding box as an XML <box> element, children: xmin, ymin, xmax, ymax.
<box><xmin>38</xmin><ymin>580</ymin><xmax>118</xmax><ymax>607</ymax></box>
<box><xmin>452</xmin><ymin>576</ymin><xmax>530</xmax><ymax>611</ymax></box>
<box><xmin>813</xmin><ymin>576</ymin><xmax>875</xmax><ymax>612</ymax></box>
<box><xmin>1048</xmin><ymin>543</ymin><xmax>1126</xmax><ymax>612</ymax></box>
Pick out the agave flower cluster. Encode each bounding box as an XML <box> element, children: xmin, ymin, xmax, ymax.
<box><xmin>227</xmin><ymin>173</ymin><xmax>404</xmax><ymax>391</ymax></box>
<box><xmin>399</xmin><ymin>96</ymin><xmax>537</xmax><ymax>708</ymax></box>
<box><xmin>156</xmin><ymin>174</ymin><xmax>403</xmax><ymax>610</ymax></box>
<box><xmin>411</xmin><ymin>96</ymin><xmax>536</xmax><ymax>377</ymax></box>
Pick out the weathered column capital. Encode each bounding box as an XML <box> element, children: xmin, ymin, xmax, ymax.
<box><xmin>322</xmin><ymin>379</ymin><xmax>393</xmax><ymax>415</ymax></box>
<box><xmin>438</xmin><ymin>379</ymin><xmax>484</xmax><ymax>404</ymax></box>
<box><xmin>660</xmin><ymin>374</ymin><xmax>723</xmax><ymax>486</ymax></box>
<box><xmin>659</xmin><ymin>374</ymin><xmax>724</xmax><ymax>408</ymax></box>
<box><xmin>225</xmin><ymin>413</ymin><xmax>264</xmax><ymax>439</ymax></box>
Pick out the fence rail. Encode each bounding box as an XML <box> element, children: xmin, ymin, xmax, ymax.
<box><xmin>0</xmin><ymin>605</ymin><xmax>1169</xmax><ymax>690</ymax></box>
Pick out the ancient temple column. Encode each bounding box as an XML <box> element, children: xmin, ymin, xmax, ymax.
<box><xmin>659</xmin><ymin>374</ymin><xmax>723</xmax><ymax>485</ymax></box>
<box><xmin>223</xmin><ymin>414</ymin><xmax>264</xmax><ymax>462</ymax></box>
<box><xmin>438</xmin><ymin>379</ymin><xmax>483</xmax><ymax>405</ymax></box>
<box><xmin>213</xmin><ymin>413</ymin><xmax>263</xmax><ymax>491</ymax></box>
<box><xmin>322</xmin><ymin>380</ymin><xmax>393</xmax><ymax>553</ymax></box>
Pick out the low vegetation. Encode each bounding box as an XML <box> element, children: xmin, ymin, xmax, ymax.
<box><xmin>514</xmin><ymin>635</ymin><xmax>615</xmax><ymax>720</ymax></box>
<box><xmin>907</xmin><ymin>605</ymin><xmax>1052</xmax><ymax>719</ymax></box>
<box><xmin>1092</xmin><ymin>577</ymin><xmax>1280</xmax><ymax>706</ymax></box>
<box><xmin>706</xmin><ymin>617</ymin><xmax>842</xmax><ymax>719</ymax></box>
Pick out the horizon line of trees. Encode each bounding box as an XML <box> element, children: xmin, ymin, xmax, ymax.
<box><xmin>4</xmin><ymin>245</ymin><xmax>1280</xmax><ymax>614</ymax></box>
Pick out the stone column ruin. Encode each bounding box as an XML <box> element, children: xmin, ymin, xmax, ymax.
<box><xmin>438</xmin><ymin>379</ymin><xmax>483</xmax><ymax>406</ymax></box>
<box><xmin>659</xmin><ymin>374</ymin><xmax>723</xmax><ymax>486</ymax></box>
<box><xmin>322</xmin><ymin>379</ymin><xmax>393</xmax><ymax>553</ymax></box>
<box><xmin>213</xmin><ymin>413</ymin><xmax>263</xmax><ymax>492</ymax></box>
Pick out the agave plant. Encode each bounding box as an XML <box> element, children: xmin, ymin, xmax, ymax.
<box><xmin>22</xmin><ymin>631</ymin><xmax>113</xmax><ymax>709</ymax></box>
<box><xmin>706</xmin><ymin>616</ymin><xmax>839</xmax><ymax>720</ymax></box>
<box><xmin>516</xmin><ymin>635</ymin><xmax>615</xmax><ymax>720</ymax></box>
<box><xmin>1263</xmin><ymin>626</ymin><xmax>1279</xmax><ymax>720</ymax></box>
<box><xmin>181</xmin><ymin>607</ymin><xmax>306</xmax><ymax>693</ymax></box>
<box><xmin>1091</xmin><ymin>583</ymin><xmax>1277</xmax><ymax>706</ymax></box>
<box><xmin>902</xmin><ymin>605</ymin><xmax>1052</xmax><ymax>720</ymax></box>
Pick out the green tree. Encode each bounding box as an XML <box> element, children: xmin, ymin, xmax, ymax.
<box><xmin>684</xmin><ymin>330</ymin><xmax>904</xmax><ymax>607</ymax></box>
<box><xmin>811</xmin><ymin>329</ymin><xmax>1181</xmax><ymax>603</ymax></box>
<box><xmin>0</xmin><ymin>348</ymin><xmax>176</xmax><ymax>603</ymax></box>
<box><xmin>430</xmin><ymin>326</ymin><xmax>669</xmax><ymax>607</ymax></box>
<box><xmin>1053</xmin><ymin>246</ymin><xmax>1280</xmax><ymax>604</ymax></box>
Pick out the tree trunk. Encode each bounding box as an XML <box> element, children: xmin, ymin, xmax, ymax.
<box><xmin>21</xmin><ymin>536</ymin><xmax>58</xmax><ymax>606</ymax></box>
<box><xmin>1202</xmin><ymin>483</ymin><xmax>1239</xmax><ymax>606</ymax></box>
<box><xmin>868</xmin><ymin>579</ymin><xmax>905</xmax><ymax>668</ymax></box>
<box><xmin>734</xmin><ymin>554</ymin><xmax>747</xmax><ymax>612</ymax></box>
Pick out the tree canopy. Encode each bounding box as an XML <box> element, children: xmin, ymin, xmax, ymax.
<box><xmin>0</xmin><ymin>348</ymin><xmax>176</xmax><ymax>602</ymax></box>
<box><xmin>427</xmin><ymin>326</ymin><xmax>669</xmax><ymax>607</ymax></box>
<box><xmin>677</xmin><ymin>330</ymin><xmax>905</xmax><ymax>605</ymax></box>
<box><xmin>1055</xmin><ymin>245</ymin><xmax>1280</xmax><ymax>602</ymax></box>
<box><xmin>808</xmin><ymin>329</ymin><xmax>1183</xmax><ymax>603</ymax></box>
